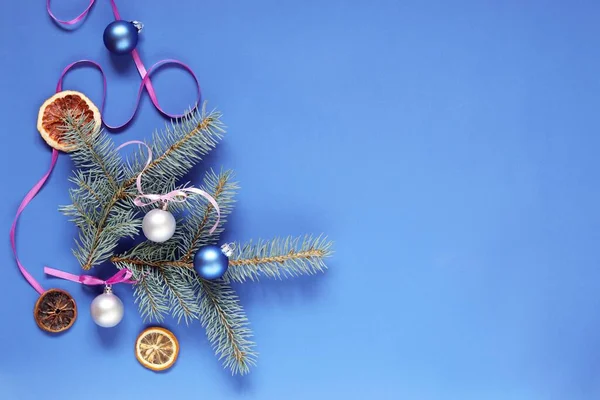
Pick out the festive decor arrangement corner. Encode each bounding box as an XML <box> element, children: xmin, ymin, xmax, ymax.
<box><xmin>59</xmin><ymin>106</ymin><xmax>333</xmax><ymax>374</ymax></box>
<box><xmin>11</xmin><ymin>0</ymin><xmax>332</xmax><ymax>376</ymax></box>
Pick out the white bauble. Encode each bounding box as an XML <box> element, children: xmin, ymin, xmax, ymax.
<box><xmin>142</xmin><ymin>208</ymin><xmax>176</xmax><ymax>243</ymax></box>
<box><xmin>90</xmin><ymin>287</ymin><xmax>124</xmax><ymax>328</ymax></box>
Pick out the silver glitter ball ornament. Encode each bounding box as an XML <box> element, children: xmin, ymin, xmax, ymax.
<box><xmin>90</xmin><ymin>286</ymin><xmax>124</xmax><ymax>328</ymax></box>
<box><xmin>142</xmin><ymin>208</ymin><xmax>176</xmax><ymax>243</ymax></box>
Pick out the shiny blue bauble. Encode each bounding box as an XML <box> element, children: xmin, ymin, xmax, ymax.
<box><xmin>103</xmin><ymin>20</ymin><xmax>139</xmax><ymax>55</ymax></box>
<box><xmin>194</xmin><ymin>245</ymin><xmax>229</xmax><ymax>280</ymax></box>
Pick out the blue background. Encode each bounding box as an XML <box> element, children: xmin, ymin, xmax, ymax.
<box><xmin>1</xmin><ymin>0</ymin><xmax>600</xmax><ymax>399</ymax></box>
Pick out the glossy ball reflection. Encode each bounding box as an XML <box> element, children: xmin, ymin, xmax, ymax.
<box><xmin>103</xmin><ymin>20</ymin><xmax>139</xmax><ymax>54</ymax></box>
<box><xmin>142</xmin><ymin>209</ymin><xmax>176</xmax><ymax>243</ymax></box>
<box><xmin>90</xmin><ymin>289</ymin><xmax>124</xmax><ymax>328</ymax></box>
<box><xmin>194</xmin><ymin>245</ymin><xmax>229</xmax><ymax>280</ymax></box>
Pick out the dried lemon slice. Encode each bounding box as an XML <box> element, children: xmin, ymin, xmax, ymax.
<box><xmin>135</xmin><ymin>327</ymin><xmax>179</xmax><ymax>371</ymax></box>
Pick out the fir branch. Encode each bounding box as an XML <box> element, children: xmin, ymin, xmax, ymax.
<box><xmin>224</xmin><ymin>235</ymin><xmax>333</xmax><ymax>283</ymax></box>
<box><xmin>61</xmin><ymin>105</ymin><xmax>224</xmax><ymax>270</ymax></box>
<box><xmin>110</xmin><ymin>169</ymin><xmax>237</xmax><ymax>323</ymax></box>
<box><xmin>124</xmin><ymin>104</ymin><xmax>225</xmax><ymax>196</ymax></box>
<box><xmin>63</xmin><ymin>116</ymin><xmax>122</xmax><ymax>190</ymax></box>
<box><xmin>60</xmin><ymin>115</ymin><xmax>137</xmax><ymax>269</ymax></box>
<box><xmin>131</xmin><ymin>266</ymin><xmax>170</xmax><ymax>322</ymax></box>
<box><xmin>110</xmin><ymin>257</ymin><xmax>190</xmax><ymax>269</ymax></box>
<box><xmin>111</xmin><ymin>235</ymin><xmax>333</xmax><ymax>283</ymax></box>
<box><xmin>61</xmin><ymin>102</ymin><xmax>331</xmax><ymax>375</ymax></box>
<box><xmin>113</xmin><ymin>241</ymin><xmax>194</xmax><ymax>323</ymax></box>
<box><xmin>177</xmin><ymin>169</ymin><xmax>238</xmax><ymax>261</ymax></box>
<box><xmin>199</xmin><ymin>279</ymin><xmax>257</xmax><ymax>375</ymax></box>
<box><xmin>159</xmin><ymin>266</ymin><xmax>202</xmax><ymax>324</ymax></box>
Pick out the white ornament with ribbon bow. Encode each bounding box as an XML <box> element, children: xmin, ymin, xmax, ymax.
<box><xmin>117</xmin><ymin>141</ymin><xmax>221</xmax><ymax>243</ymax></box>
<box><xmin>44</xmin><ymin>267</ymin><xmax>137</xmax><ymax>328</ymax></box>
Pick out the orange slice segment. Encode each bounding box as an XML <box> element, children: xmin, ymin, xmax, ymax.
<box><xmin>135</xmin><ymin>327</ymin><xmax>180</xmax><ymax>371</ymax></box>
<box><xmin>36</xmin><ymin>90</ymin><xmax>101</xmax><ymax>152</ymax></box>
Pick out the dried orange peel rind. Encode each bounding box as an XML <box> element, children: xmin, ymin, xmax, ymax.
<box><xmin>37</xmin><ymin>90</ymin><xmax>101</xmax><ymax>152</ymax></box>
<box><xmin>135</xmin><ymin>327</ymin><xmax>180</xmax><ymax>371</ymax></box>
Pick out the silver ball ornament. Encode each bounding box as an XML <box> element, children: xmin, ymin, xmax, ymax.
<box><xmin>142</xmin><ymin>208</ymin><xmax>176</xmax><ymax>243</ymax></box>
<box><xmin>90</xmin><ymin>286</ymin><xmax>124</xmax><ymax>328</ymax></box>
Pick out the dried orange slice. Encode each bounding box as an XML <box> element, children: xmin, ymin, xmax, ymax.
<box><xmin>37</xmin><ymin>90</ymin><xmax>101</xmax><ymax>152</ymax></box>
<box><xmin>135</xmin><ymin>327</ymin><xmax>180</xmax><ymax>371</ymax></box>
<box><xmin>34</xmin><ymin>289</ymin><xmax>77</xmax><ymax>333</ymax></box>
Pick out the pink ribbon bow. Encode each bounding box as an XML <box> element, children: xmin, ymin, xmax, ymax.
<box><xmin>44</xmin><ymin>267</ymin><xmax>137</xmax><ymax>287</ymax></box>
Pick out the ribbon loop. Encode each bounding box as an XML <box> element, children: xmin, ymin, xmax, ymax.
<box><xmin>49</xmin><ymin>1</ymin><xmax>202</xmax><ymax>130</ymax></box>
<box><xmin>117</xmin><ymin>141</ymin><xmax>221</xmax><ymax>233</ymax></box>
<box><xmin>47</xmin><ymin>0</ymin><xmax>95</xmax><ymax>26</ymax></box>
<box><xmin>57</xmin><ymin>59</ymin><xmax>201</xmax><ymax>131</ymax></box>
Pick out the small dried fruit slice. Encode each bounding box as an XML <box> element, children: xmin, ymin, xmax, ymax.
<box><xmin>37</xmin><ymin>90</ymin><xmax>101</xmax><ymax>152</ymax></box>
<box><xmin>135</xmin><ymin>327</ymin><xmax>180</xmax><ymax>371</ymax></box>
<box><xmin>34</xmin><ymin>289</ymin><xmax>77</xmax><ymax>333</ymax></box>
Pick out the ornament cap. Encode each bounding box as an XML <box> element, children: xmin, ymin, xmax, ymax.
<box><xmin>131</xmin><ymin>20</ymin><xmax>144</xmax><ymax>33</ymax></box>
<box><xmin>221</xmin><ymin>243</ymin><xmax>234</xmax><ymax>258</ymax></box>
<box><xmin>103</xmin><ymin>285</ymin><xmax>113</xmax><ymax>294</ymax></box>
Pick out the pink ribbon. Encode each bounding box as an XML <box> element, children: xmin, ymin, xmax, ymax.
<box><xmin>46</xmin><ymin>0</ymin><xmax>95</xmax><ymax>26</ymax></box>
<box><xmin>117</xmin><ymin>141</ymin><xmax>221</xmax><ymax>234</ymax></box>
<box><xmin>44</xmin><ymin>267</ymin><xmax>137</xmax><ymax>286</ymax></box>
<box><xmin>49</xmin><ymin>0</ymin><xmax>201</xmax><ymax>130</ymax></box>
<box><xmin>9</xmin><ymin>150</ymin><xmax>59</xmax><ymax>295</ymax></box>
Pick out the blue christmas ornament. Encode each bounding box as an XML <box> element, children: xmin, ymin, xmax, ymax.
<box><xmin>103</xmin><ymin>20</ymin><xmax>142</xmax><ymax>55</ymax></box>
<box><xmin>194</xmin><ymin>244</ymin><xmax>233</xmax><ymax>280</ymax></box>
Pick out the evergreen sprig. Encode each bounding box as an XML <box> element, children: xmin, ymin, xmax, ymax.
<box><xmin>199</xmin><ymin>279</ymin><xmax>257</xmax><ymax>374</ymax></box>
<box><xmin>124</xmin><ymin>107</ymin><xmax>224</xmax><ymax>195</ymax></box>
<box><xmin>61</xmin><ymin>104</ymin><xmax>224</xmax><ymax>270</ymax></box>
<box><xmin>112</xmin><ymin>169</ymin><xmax>238</xmax><ymax>324</ymax></box>
<box><xmin>63</xmin><ymin>105</ymin><xmax>332</xmax><ymax>375</ymax></box>
<box><xmin>59</xmin><ymin>116</ymin><xmax>138</xmax><ymax>268</ymax></box>
<box><xmin>225</xmin><ymin>235</ymin><xmax>333</xmax><ymax>283</ymax></box>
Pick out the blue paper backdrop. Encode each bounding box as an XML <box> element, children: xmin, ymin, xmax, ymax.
<box><xmin>1</xmin><ymin>1</ymin><xmax>600</xmax><ymax>399</ymax></box>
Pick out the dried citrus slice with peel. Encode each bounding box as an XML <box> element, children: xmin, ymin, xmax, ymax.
<box><xmin>135</xmin><ymin>327</ymin><xmax>180</xmax><ymax>371</ymax></box>
<box><xmin>37</xmin><ymin>90</ymin><xmax>101</xmax><ymax>152</ymax></box>
<box><xmin>34</xmin><ymin>288</ymin><xmax>77</xmax><ymax>333</ymax></box>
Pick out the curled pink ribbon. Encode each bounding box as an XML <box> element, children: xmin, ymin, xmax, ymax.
<box><xmin>46</xmin><ymin>0</ymin><xmax>95</xmax><ymax>26</ymax></box>
<box><xmin>117</xmin><ymin>140</ymin><xmax>221</xmax><ymax>234</ymax></box>
<box><xmin>49</xmin><ymin>0</ymin><xmax>201</xmax><ymax>130</ymax></box>
<box><xmin>9</xmin><ymin>149</ymin><xmax>59</xmax><ymax>295</ymax></box>
<box><xmin>44</xmin><ymin>267</ymin><xmax>137</xmax><ymax>286</ymax></box>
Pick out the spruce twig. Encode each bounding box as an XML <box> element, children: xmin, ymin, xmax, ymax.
<box><xmin>62</xmin><ymin>104</ymin><xmax>224</xmax><ymax>270</ymax></box>
<box><xmin>199</xmin><ymin>279</ymin><xmax>257</xmax><ymax>375</ymax></box>
<box><xmin>63</xmin><ymin>106</ymin><xmax>332</xmax><ymax>375</ymax></box>
<box><xmin>225</xmin><ymin>235</ymin><xmax>333</xmax><ymax>283</ymax></box>
<box><xmin>176</xmin><ymin>169</ymin><xmax>238</xmax><ymax>261</ymax></box>
<box><xmin>112</xmin><ymin>169</ymin><xmax>238</xmax><ymax>325</ymax></box>
<box><xmin>111</xmin><ymin>235</ymin><xmax>333</xmax><ymax>282</ymax></box>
